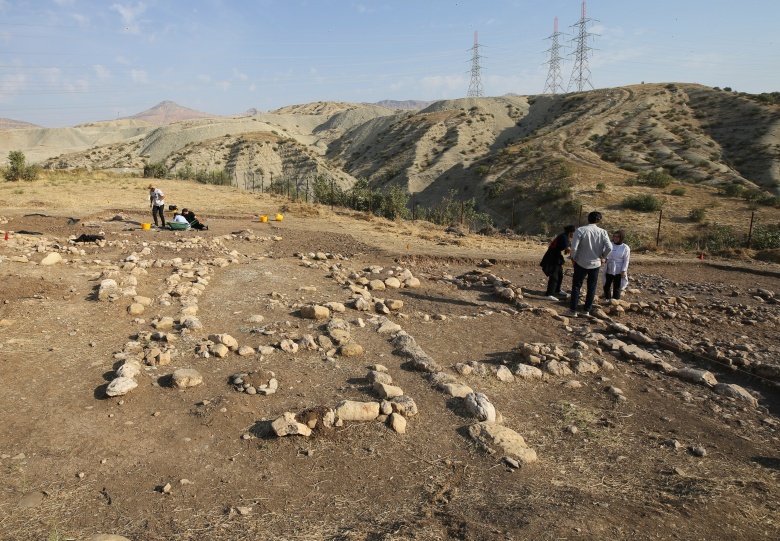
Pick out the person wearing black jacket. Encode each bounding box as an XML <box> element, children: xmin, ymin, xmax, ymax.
<box><xmin>539</xmin><ymin>225</ymin><xmax>575</xmax><ymax>300</ymax></box>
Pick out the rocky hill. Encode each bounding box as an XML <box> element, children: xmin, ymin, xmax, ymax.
<box><xmin>4</xmin><ymin>83</ymin><xmax>779</xmax><ymax>239</ymax></box>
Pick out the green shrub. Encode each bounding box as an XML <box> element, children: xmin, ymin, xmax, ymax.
<box><xmin>559</xmin><ymin>164</ymin><xmax>574</xmax><ymax>178</ymax></box>
<box><xmin>670</xmin><ymin>187</ymin><xmax>686</xmax><ymax>196</ymax></box>
<box><xmin>143</xmin><ymin>162</ymin><xmax>168</xmax><ymax>179</ymax></box>
<box><xmin>695</xmin><ymin>223</ymin><xmax>739</xmax><ymax>250</ymax></box>
<box><xmin>689</xmin><ymin>208</ymin><xmax>707</xmax><ymax>222</ymax></box>
<box><xmin>475</xmin><ymin>164</ymin><xmax>490</xmax><ymax>177</ymax></box>
<box><xmin>622</xmin><ymin>194</ymin><xmax>662</xmax><ymax>212</ymax></box>
<box><xmin>486</xmin><ymin>180</ymin><xmax>507</xmax><ymax>199</ymax></box>
<box><xmin>641</xmin><ymin>170</ymin><xmax>674</xmax><ymax>188</ymax></box>
<box><xmin>718</xmin><ymin>182</ymin><xmax>744</xmax><ymax>197</ymax></box>
<box><xmin>596</xmin><ymin>183</ymin><xmax>606</xmax><ymax>192</ymax></box>
<box><xmin>751</xmin><ymin>224</ymin><xmax>780</xmax><ymax>249</ymax></box>
<box><xmin>540</xmin><ymin>182</ymin><xmax>573</xmax><ymax>202</ymax></box>
<box><xmin>561</xmin><ymin>198</ymin><xmax>582</xmax><ymax>215</ymax></box>
<box><xmin>3</xmin><ymin>151</ymin><xmax>39</xmax><ymax>181</ymax></box>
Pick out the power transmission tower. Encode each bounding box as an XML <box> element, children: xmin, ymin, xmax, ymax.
<box><xmin>467</xmin><ymin>31</ymin><xmax>484</xmax><ymax>98</ymax></box>
<box><xmin>567</xmin><ymin>0</ymin><xmax>598</xmax><ymax>92</ymax></box>
<box><xmin>543</xmin><ymin>17</ymin><xmax>566</xmax><ymax>95</ymax></box>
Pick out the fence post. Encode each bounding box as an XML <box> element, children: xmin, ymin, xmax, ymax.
<box><xmin>412</xmin><ymin>200</ymin><xmax>416</xmax><ymax>223</ymax></box>
<box><xmin>656</xmin><ymin>210</ymin><xmax>663</xmax><ymax>247</ymax></box>
<box><xmin>747</xmin><ymin>211</ymin><xmax>755</xmax><ymax>248</ymax></box>
<box><xmin>306</xmin><ymin>177</ymin><xmax>309</xmax><ymax>203</ymax></box>
<box><xmin>330</xmin><ymin>179</ymin><xmax>334</xmax><ymax>211</ymax></box>
<box><xmin>460</xmin><ymin>201</ymin><xmax>464</xmax><ymax>225</ymax></box>
<box><xmin>577</xmin><ymin>204</ymin><xmax>583</xmax><ymax>226</ymax></box>
<box><xmin>511</xmin><ymin>198</ymin><xmax>515</xmax><ymax>229</ymax></box>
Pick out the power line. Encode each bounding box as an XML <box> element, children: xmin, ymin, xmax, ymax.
<box><xmin>466</xmin><ymin>31</ymin><xmax>484</xmax><ymax>98</ymax></box>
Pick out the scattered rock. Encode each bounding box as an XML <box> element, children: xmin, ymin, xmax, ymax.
<box><xmin>171</xmin><ymin>369</ymin><xmax>203</xmax><ymax>389</ymax></box>
<box><xmin>468</xmin><ymin>422</ymin><xmax>538</xmax><ymax>465</ymax></box>
<box><xmin>464</xmin><ymin>392</ymin><xmax>496</xmax><ymax>422</ymax></box>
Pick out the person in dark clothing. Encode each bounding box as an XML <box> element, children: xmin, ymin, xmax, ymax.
<box><xmin>540</xmin><ymin>225</ymin><xmax>575</xmax><ymax>300</ymax></box>
<box><xmin>181</xmin><ymin>208</ymin><xmax>208</xmax><ymax>230</ymax></box>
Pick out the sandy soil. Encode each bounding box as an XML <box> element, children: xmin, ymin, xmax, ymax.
<box><xmin>0</xmin><ymin>178</ymin><xmax>779</xmax><ymax>541</ymax></box>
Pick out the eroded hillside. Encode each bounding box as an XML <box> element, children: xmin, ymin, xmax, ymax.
<box><xmin>6</xmin><ymin>83</ymin><xmax>779</xmax><ymax>237</ymax></box>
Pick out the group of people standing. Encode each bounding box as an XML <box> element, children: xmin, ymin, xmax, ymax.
<box><xmin>540</xmin><ymin>211</ymin><xmax>630</xmax><ymax>318</ymax></box>
<box><xmin>148</xmin><ymin>184</ymin><xmax>208</xmax><ymax>230</ymax></box>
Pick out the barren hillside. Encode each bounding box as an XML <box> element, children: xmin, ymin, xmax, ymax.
<box><xmin>2</xmin><ymin>84</ymin><xmax>778</xmax><ymax>241</ymax></box>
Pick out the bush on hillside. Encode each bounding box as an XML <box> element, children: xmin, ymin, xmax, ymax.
<box><xmin>751</xmin><ymin>224</ymin><xmax>780</xmax><ymax>250</ymax></box>
<box><xmin>621</xmin><ymin>194</ymin><xmax>663</xmax><ymax>212</ymax></box>
<box><xmin>640</xmin><ymin>170</ymin><xmax>674</xmax><ymax>188</ymax></box>
<box><xmin>718</xmin><ymin>182</ymin><xmax>744</xmax><ymax>197</ymax></box>
<box><xmin>689</xmin><ymin>208</ymin><xmax>707</xmax><ymax>222</ymax></box>
<box><xmin>3</xmin><ymin>151</ymin><xmax>39</xmax><ymax>181</ymax></box>
<box><xmin>143</xmin><ymin>162</ymin><xmax>168</xmax><ymax>179</ymax></box>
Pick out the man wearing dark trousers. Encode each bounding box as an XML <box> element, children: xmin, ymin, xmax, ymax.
<box><xmin>565</xmin><ymin>211</ymin><xmax>612</xmax><ymax>317</ymax></box>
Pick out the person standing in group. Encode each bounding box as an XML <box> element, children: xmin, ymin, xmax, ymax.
<box><xmin>603</xmin><ymin>230</ymin><xmax>630</xmax><ymax>301</ymax></box>
<box><xmin>148</xmin><ymin>183</ymin><xmax>166</xmax><ymax>228</ymax></box>
<box><xmin>566</xmin><ymin>211</ymin><xmax>612</xmax><ymax>317</ymax></box>
<box><xmin>540</xmin><ymin>224</ymin><xmax>575</xmax><ymax>300</ymax></box>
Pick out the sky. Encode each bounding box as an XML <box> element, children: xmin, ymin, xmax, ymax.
<box><xmin>0</xmin><ymin>0</ymin><xmax>778</xmax><ymax>127</ymax></box>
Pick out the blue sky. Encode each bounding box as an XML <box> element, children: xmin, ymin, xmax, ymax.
<box><xmin>0</xmin><ymin>0</ymin><xmax>778</xmax><ymax>127</ymax></box>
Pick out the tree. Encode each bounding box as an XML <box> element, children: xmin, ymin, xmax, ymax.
<box><xmin>3</xmin><ymin>150</ymin><xmax>39</xmax><ymax>181</ymax></box>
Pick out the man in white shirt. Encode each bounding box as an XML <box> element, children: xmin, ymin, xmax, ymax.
<box><xmin>566</xmin><ymin>211</ymin><xmax>612</xmax><ymax>317</ymax></box>
<box><xmin>148</xmin><ymin>184</ymin><xmax>166</xmax><ymax>228</ymax></box>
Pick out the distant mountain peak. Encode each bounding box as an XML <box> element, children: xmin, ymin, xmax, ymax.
<box><xmin>127</xmin><ymin>101</ymin><xmax>218</xmax><ymax>125</ymax></box>
<box><xmin>0</xmin><ymin>117</ymin><xmax>40</xmax><ymax>129</ymax></box>
<box><xmin>373</xmin><ymin>99</ymin><xmax>433</xmax><ymax>110</ymax></box>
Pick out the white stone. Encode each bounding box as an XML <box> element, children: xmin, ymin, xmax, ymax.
<box><xmin>105</xmin><ymin>377</ymin><xmax>138</xmax><ymax>397</ymax></box>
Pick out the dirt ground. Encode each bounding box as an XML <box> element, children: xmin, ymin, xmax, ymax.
<box><xmin>0</xmin><ymin>180</ymin><xmax>779</xmax><ymax>541</ymax></box>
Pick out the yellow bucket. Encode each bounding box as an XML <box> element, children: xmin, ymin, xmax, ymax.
<box><xmin>275</xmin><ymin>214</ymin><xmax>283</xmax><ymax>221</ymax></box>
<box><xmin>141</xmin><ymin>223</ymin><xmax>151</xmax><ymax>230</ymax></box>
<box><xmin>260</xmin><ymin>215</ymin><xmax>268</xmax><ymax>223</ymax></box>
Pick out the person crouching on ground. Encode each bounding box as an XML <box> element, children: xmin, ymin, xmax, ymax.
<box><xmin>181</xmin><ymin>208</ymin><xmax>208</xmax><ymax>230</ymax></box>
<box><xmin>566</xmin><ymin>211</ymin><xmax>612</xmax><ymax>317</ymax></box>
<box><xmin>148</xmin><ymin>184</ymin><xmax>166</xmax><ymax>228</ymax></box>
<box><xmin>540</xmin><ymin>224</ymin><xmax>575</xmax><ymax>300</ymax></box>
<box><xmin>172</xmin><ymin>212</ymin><xmax>188</xmax><ymax>224</ymax></box>
<box><xmin>603</xmin><ymin>230</ymin><xmax>630</xmax><ymax>301</ymax></box>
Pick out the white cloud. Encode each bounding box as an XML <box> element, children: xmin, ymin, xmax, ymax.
<box><xmin>216</xmin><ymin>81</ymin><xmax>231</xmax><ymax>91</ymax></box>
<box><xmin>198</xmin><ymin>74</ymin><xmax>212</xmax><ymax>83</ymax></box>
<box><xmin>53</xmin><ymin>0</ymin><xmax>75</xmax><ymax>6</ymax></box>
<box><xmin>233</xmin><ymin>68</ymin><xmax>247</xmax><ymax>81</ymax></box>
<box><xmin>115</xmin><ymin>55</ymin><xmax>131</xmax><ymax>65</ymax></box>
<box><xmin>130</xmin><ymin>69</ymin><xmax>148</xmax><ymax>83</ymax></box>
<box><xmin>249</xmin><ymin>83</ymin><xmax>257</xmax><ymax>92</ymax></box>
<box><xmin>72</xmin><ymin>13</ymin><xmax>89</xmax><ymax>27</ymax></box>
<box><xmin>420</xmin><ymin>75</ymin><xmax>465</xmax><ymax>94</ymax></box>
<box><xmin>65</xmin><ymin>79</ymin><xmax>90</xmax><ymax>93</ymax></box>
<box><xmin>0</xmin><ymin>74</ymin><xmax>27</xmax><ymax>102</ymax></box>
<box><xmin>111</xmin><ymin>2</ymin><xmax>147</xmax><ymax>34</ymax></box>
<box><xmin>94</xmin><ymin>65</ymin><xmax>111</xmax><ymax>79</ymax></box>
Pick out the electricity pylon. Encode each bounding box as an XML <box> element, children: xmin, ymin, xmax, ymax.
<box><xmin>467</xmin><ymin>31</ymin><xmax>484</xmax><ymax>98</ymax></box>
<box><xmin>543</xmin><ymin>17</ymin><xmax>566</xmax><ymax>95</ymax></box>
<box><xmin>567</xmin><ymin>0</ymin><xmax>598</xmax><ymax>92</ymax></box>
